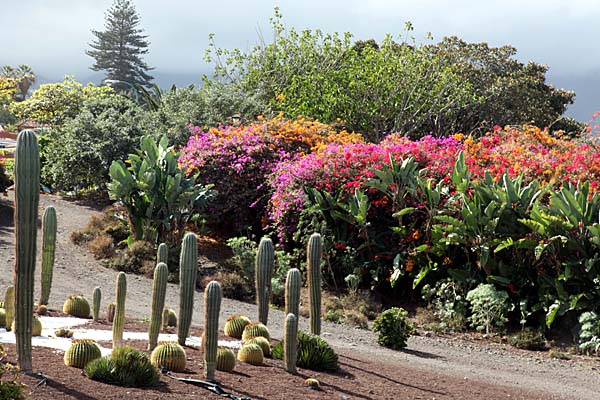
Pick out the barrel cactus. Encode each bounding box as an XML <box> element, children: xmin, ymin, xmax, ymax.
<box><xmin>0</xmin><ymin>308</ymin><xmax>6</xmax><ymax>328</ymax></box>
<box><xmin>106</xmin><ymin>302</ymin><xmax>116</xmax><ymax>323</ymax></box>
<box><xmin>255</xmin><ymin>238</ymin><xmax>274</xmax><ymax>325</ymax></box>
<box><xmin>148</xmin><ymin>262</ymin><xmax>168</xmax><ymax>351</ymax></box>
<box><xmin>13</xmin><ymin>130</ymin><xmax>40</xmax><ymax>372</ymax></box>
<box><xmin>11</xmin><ymin>315</ymin><xmax>42</xmax><ymax>337</ymax></box>
<box><xmin>92</xmin><ymin>287</ymin><xmax>101</xmax><ymax>321</ymax></box>
<box><xmin>242</xmin><ymin>322</ymin><xmax>270</xmax><ymax>342</ymax></box>
<box><xmin>285</xmin><ymin>268</ymin><xmax>301</xmax><ymax>318</ymax></box>
<box><xmin>63</xmin><ymin>295</ymin><xmax>91</xmax><ymax>318</ymax></box>
<box><xmin>284</xmin><ymin>313</ymin><xmax>298</xmax><ymax>373</ymax></box>
<box><xmin>216</xmin><ymin>347</ymin><xmax>236</xmax><ymax>372</ymax></box>
<box><xmin>246</xmin><ymin>336</ymin><xmax>270</xmax><ymax>357</ymax></box>
<box><xmin>224</xmin><ymin>314</ymin><xmax>251</xmax><ymax>339</ymax></box>
<box><xmin>150</xmin><ymin>342</ymin><xmax>186</xmax><ymax>372</ymax></box>
<box><xmin>162</xmin><ymin>308</ymin><xmax>177</xmax><ymax>330</ymax></box>
<box><xmin>178</xmin><ymin>232</ymin><xmax>198</xmax><ymax>346</ymax></box>
<box><xmin>64</xmin><ymin>339</ymin><xmax>102</xmax><ymax>369</ymax></box>
<box><xmin>204</xmin><ymin>281</ymin><xmax>222</xmax><ymax>381</ymax></box>
<box><xmin>4</xmin><ymin>286</ymin><xmax>14</xmax><ymax>331</ymax></box>
<box><xmin>113</xmin><ymin>272</ymin><xmax>127</xmax><ymax>347</ymax></box>
<box><xmin>307</xmin><ymin>233</ymin><xmax>322</xmax><ymax>335</ymax></box>
<box><xmin>237</xmin><ymin>343</ymin><xmax>264</xmax><ymax>365</ymax></box>
<box><xmin>39</xmin><ymin>206</ymin><xmax>57</xmax><ymax>306</ymax></box>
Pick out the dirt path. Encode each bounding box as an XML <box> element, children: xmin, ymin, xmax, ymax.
<box><xmin>1</xmin><ymin>193</ymin><xmax>600</xmax><ymax>399</ymax></box>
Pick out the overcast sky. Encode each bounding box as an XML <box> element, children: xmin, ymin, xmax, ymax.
<box><xmin>1</xmin><ymin>0</ymin><xmax>599</xmax><ymax>120</ymax></box>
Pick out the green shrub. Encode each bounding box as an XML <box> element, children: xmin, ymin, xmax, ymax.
<box><xmin>422</xmin><ymin>278</ymin><xmax>472</xmax><ymax>332</ymax></box>
<box><xmin>466</xmin><ymin>284</ymin><xmax>513</xmax><ymax>334</ymax></box>
<box><xmin>578</xmin><ymin>311</ymin><xmax>600</xmax><ymax>355</ymax></box>
<box><xmin>0</xmin><ymin>345</ymin><xmax>25</xmax><ymax>400</ymax></box>
<box><xmin>372</xmin><ymin>307</ymin><xmax>415</xmax><ymax>349</ymax></box>
<box><xmin>272</xmin><ymin>331</ymin><xmax>339</xmax><ymax>372</ymax></box>
<box><xmin>85</xmin><ymin>346</ymin><xmax>159</xmax><ymax>387</ymax></box>
<box><xmin>508</xmin><ymin>328</ymin><xmax>546</xmax><ymax>351</ymax></box>
<box><xmin>201</xmin><ymin>272</ymin><xmax>253</xmax><ymax>302</ymax></box>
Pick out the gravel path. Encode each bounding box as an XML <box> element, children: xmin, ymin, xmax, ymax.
<box><xmin>1</xmin><ymin>193</ymin><xmax>600</xmax><ymax>399</ymax></box>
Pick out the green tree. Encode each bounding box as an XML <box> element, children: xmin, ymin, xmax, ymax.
<box><xmin>86</xmin><ymin>0</ymin><xmax>154</xmax><ymax>88</ymax></box>
<box><xmin>1</xmin><ymin>65</ymin><xmax>36</xmax><ymax>101</ymax></box>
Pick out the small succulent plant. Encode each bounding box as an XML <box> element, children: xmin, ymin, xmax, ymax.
<box><xmin>55</xmin><ymin>328</ymin><xmax>74</xmax><ymax>338</ymax></box>
<box><xmin>241</xmin><ymin>322</ymin><xmax>270</xmax><ymax>342</ymax></box>
<box><xmin>63</xmin><ymin>295</ymin><xmax>91</xmax><ymax>318</ymax></box>
<box><xmin>64</xmin><ymin>339</ymin><xmax>102</xmax><ymax>368</ymax></box>
<box><xmin>162</xmin><ymin>308</ymin><xmax>177</xmax><ymax>329</ymax></box>
<box><xmin>224</xmin><ymin>314</ymin><xmax>251</xmax><ymax>339</ymax></box>
<box><xmin>237</xmin><ymin>343</ymin><xmax>264</xmax><ymax>365</ymax></box>
<box><xmin>216</xmin><ymin>347</ymin><xmax>236</xmax><ymax>372</ymax></box>
<box><xmin>150</xmin><ymin>342</ymin><xmax>186</xmax><ymax>372</ymax></box>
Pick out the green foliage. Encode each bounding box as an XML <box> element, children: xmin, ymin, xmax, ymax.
<box><xmin>372</xmin><ymin>307</ymin><xmax>415</xmax><ymax>349</ymax></box>
<box><xmin>1</xmin><ymin>64</ymin><xmax>36</xmax><ymax>101</ymax></box>
<box><xmin>421</xmin><ymin>278</ymin><xmax>473</xmax><ymax>332</ymax></box>
<box><xmin>466</xmin><ymin>284</ymin><xmax>513</xmax><ymax>334</ymax></box>
<box><xmin>578</xmin><ymin>311</ymin><xmax>600</xmax><ymax>355</ymax></box>
<box><xmin>86</xmin><ymin>0</ymin><xmax>154</xmax><ymax>88</ymax></box>
<box><xmin>272</xmin><ymin>331</ymin><xmax>339</xmax><ymax>372</ymax></box>
<box><xmin>508</xmin><ymin>328</ymin><xmax>546</xmax><ymax>351</ymax></box>
<box><xmin>85</xmin><ymin>345</ymin><xmax>159</xmax><ymax>387</ymax></box>
<box><xmin>108</xmin><ymin>135</ymin><xmax>215</xmax><ymax>245</ymax></box>
<box><xmin>43</xmin><ymin>94</ymin><xmax>144</xmax><ymax>190</ymax></box>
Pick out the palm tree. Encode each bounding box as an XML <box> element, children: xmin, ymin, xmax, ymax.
<box><xmin>1</xmin><ymin>65</ymin><xmax>36</xmax><ymax>100</ymax></box>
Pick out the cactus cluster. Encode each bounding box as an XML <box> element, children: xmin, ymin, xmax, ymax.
<box><xmin>150</xmin><ymin>342</ymin><xmax>186</xmax><ymax>372</ymax></box>
<box><xmin>237</xmin><ymin>343</ymin><xmax>264</xmax><ymax>365</ymax></box>
<box><xmin>63</xmin><ymin>295</ymin><xmax>91</xmax><ymax>318</ymax></box>
<box><xmin>224</xmin><ymin>314</ymin><xmax>251</xmax><ymax>339</ymax></box>
<box><xmin>39</xmin><ymin>206</ymin><xmax>57</xmax><ymax>306</ymax></box>
<box><xmin>242</xmin><ymin>322</ymin><xmax>270</xmax><ymax>342</ymax></box>
<box><xmin>13</xmin><ymin>130</ymin><xmax>40</xmax><ymax>371</ymax></box>
<box><xmin>112</xmin><ymin>272</ymin><xmax>127</xmax><ymax>347</ymax></box>
<box><xmin>307</xmin><ymin>233</ymin><xmax>323</xmax><ymax>335</ymax></box>
<box><xmin>255</xmin><ymin>238</ymin><xmax>274</xmax><ymax>325</ymax></box>
<box><xmin>148</xmin><ymin>262</ymin><xmax>168</xmax><ymax>351</ymax></box>
<box><xmin>178</xmin><ymin>232</ymin><xmax>198</xmax><ymax>346</ymax></box>
<box><xmin>203</xmin><ymin>280</ymin><xmax>222</xmax><ymax>381</ymax></box>
<box><xmin>64</xmin><ymin>339</ymin><xmax>102</xmax><ymax>369</ymax></box>
<box><xmin>216</xmin><ymin>347</ymin><xmax>236</xmax><ymax>372</ymax></box>
<box><xmin>92</xmin><ymin>287</ymin><xmax>101</xmax><ymax>321</ymax></box>
<box><xmin>55</xmin><ymin>328</ymin><xmax>74</xmax><ymax>338</ymax></box>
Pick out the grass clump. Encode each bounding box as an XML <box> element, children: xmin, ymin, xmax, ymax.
<box><xmin>85</xmin><ymin>346</ymin><xmax>159</xmax><ymax>387</ymax></box>
<box><xmin>508</xmin><ymin>328</ymin><xmax>546</xmax><ymax>351</ymax></box>
<box><xmin>272</xmin><ymin>331</ymin><xmax>339</xmax><ymax>372</ymax></box>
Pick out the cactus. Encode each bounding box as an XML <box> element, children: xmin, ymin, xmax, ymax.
<box><xmin>148</xmin><ymin>262</ymin><xmax>168</xmax><ymax>351</ymax></box>
<box><xmin>150</xmin><ymin>342</ymin><xmax>186</xmax><ymax>372</ymax></box>
<box><xmin>224</xmin><ymin>314</ymin><xmax>251</xmax><ymax>339</ymax></box>
<box><xmin>307</xmin><ymin>233</ymin><xmax>323</xmax><ymax>335</ymax></box>
<box><xmin>246</xmin><ymin>336</ymin><xmax>271</xmax><ymax>357</ymax></box>
<box><xmin>237</xmin><ymin>343</ymin><xmax>264</xmax><ymax>365</ymax></box>
<box><xmin>106</xmin><ymin>302</ymin><xmax>116</xmax><ymax>323</ymax></box>
<box><xmin>203</xmin><ymin>281</ymin><xmax>222</xmax><ymax>381</ymax></box>
<box><xmin>112</xmin><ymin>272</ymin><xmax>127</xmax><ymax>347</ymax></box>
<box><xmin>63</xmin><ymin>295</ymin><xmax>91</xmax><ymax>318</ymax></box>
<box><xmin>255</xmin><ymin>237</ymin><xmax>274</xmax><ymax>325</ymax></box>
<box><xmin>163</xmin><ymin>308</ymin><xmax>177</xmax><ymax>330</ymax></box>
<box><xmin>241</xmin><ymin>322</ymin><xmax>270</xmax><ymax>342</ymax></box>
<box><xmin>178</xmin><ymin>232</ymin><xmax>198</xmax><ymax>345</ymax></box>
<box><xmin>13</xmin><ymin>130</ymin><xmax>40</xmax><ymax>372</ymax></box>
<box><xmin>284</xmin><ymin>313</ymin><xmax>298</xmax><ymax>373</ymax></box>
<box><xmin>39</xmin><ymin>206</ymin><xmax>57</xmax><ymax>306</ymax></box>
<box><xmin>306</xmin><ymin>378</ymin><xmax>320</xmax><ymax>390</ymax></box>
<box><xmin>5</xmin><ymin>286</ymin><xmax>14</xmax><ymax>330</ymax></box>
<box><xmin>11</xmin><ymin>315</ymin><xmax>42</xmax><ymax>337</ymax></box>
<box><xmin>0</xmin><ymin>308</ymin><xmax>5</xmax><ymax>328</ymax></box>
<box><xmin>285</xmin><ymin>268</ymin><xmax>301</xmax><ymax>318</ymax></box>
<box><xmin>157</xmin><ymin>243</ymin><xmax>168</xmax><ymax>264</ymax></box>
<box><xmin>37</xmin><ymin>304</ymin><xmax>48</xmax><ymax>315</ymax></box>
<box><xmin>54</xmin><ymin>328</ymin><xmax>74</xmax><ymax>338</ymax></box>
<box><xmin>64</xmin><ymin>339</ymin><xmax>102</xmax><ymax>369</ymax></box>
<box><xmin>216</xmin><ymin>347</ymin><xmax>235</xmax><ymax>372</ymax></box>
<box><xmin>92</xmin><ymin>287</ymin><xmax>101</xmax><ymax>321</ymax></box>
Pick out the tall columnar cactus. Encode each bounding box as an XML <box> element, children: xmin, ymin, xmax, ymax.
<box><xmin>284</xmin><ymin>313</ymin><xmax>298</xmax><ymax>373</ymax></box>
<box><xmin>39</xmin><ymin>206</ymin><xmax>57</xmax><ymax>306</ymax></box>
<box><xmin>285</xmin><ymin>268</ymin><xmax>301</xmax><ymax>318</ymax></box>
<box><xmin>112</xmin><ymin>272</ymin><xmax>127</xmax><ymax>347</ymax></box>
<box><xmin>178</xmin><ymin>232</ymin><xmax>198</xmax><ymax>345</ymax></box>
<box><xmin>157</xmin><ymin>243</ymin><xmax>168</xmax><ymax>264</ymax></box>
<box><xmin>148</xmin><ymin>262</ymin><xmax>168</xmax><ymax>351</ymax></box>
<box><xmin>307</xmin><ymin>233</ymin><xmax>323</xmax><ymax>336</ymax></box>
<box><xmin>92</xmin><ymin>287</ymin><xmax>101</xmax><ymax>321</ymax></box>
<box><xmin>13</xmin><ymin>129</ymin><xmax>40</xmax><ymax>372</ymax></box>
<box><xmin>203</xmin><ymin>281</ymin><xmax>222</xmax><ymax>381</ymax></box>
<box><xmin>255</xmin><ymin>237</ymin><xmax>274</xmax><ymax>325</ymax></box>
<box><xmin>5</xmin><ymin>286</ymin><xmax>14</xmax><ymax>331</ymax></box>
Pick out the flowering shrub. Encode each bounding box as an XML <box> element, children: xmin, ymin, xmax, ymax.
<box><xmin>179</xmin><ymin>117</ymin><xmax>361</xmax><ymax>233</ymax></box>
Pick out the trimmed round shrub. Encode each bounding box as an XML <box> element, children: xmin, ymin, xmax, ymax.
<box><xmin>150</xmin><ymin>342</ymin><xmax>186</xmax><ymax>372</ymax></box>
<box><xmin>216</xmin><ymin>347</ymin><xmax>236</xmax><ymax>372</ymax></box>
<box><xmin>64</xmin><ymin>339</ymin><xmax>102</xmax><ymax>368</ymax></box>
<box><xmin>372</xmin><ymin>307</ymin><xmax>414</xmax><ymax>350</ymax></box>
<box><xmin>63</xmin><ymin>295</ymin><xmax>91</xmax><ymax>318</ymax></box>
<box><xmin>237</xmin><ymin>343</ymin><xmax>264</xmax><ymax>365</ymax></box>
<box><xmin>224</xmin><ymin>314</ymin><xmax>251</xmax><ymax>339</ymax></box>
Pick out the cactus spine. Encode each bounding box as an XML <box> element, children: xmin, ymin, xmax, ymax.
<box><xmin>285</xmin><ymin>268</ymin><xmax>301</xmax><ymax>318</ymax></box>
<box><xmin>5</xmin><ymin>286</ymin><xmax>14</xmax><ymax>331</ymax></box>
<box><xmin>284</xmin><ymin>313</ymin><xmax>298</xmax><ymax>373</ymax></box>
<box><xmin>203</xmin><ymin>281</ymin><xmax>222</xmax><ymax>381</ymax></box>
<box><xmin>112</xmin><ymin>272</ymin><xmax>127</xmax><ymax>347</ymax></box>
<box><xmin>39</xmin><ymin>206</ymin><xmax>57</xmax><ymax>306</ymax></box>
<box><xmin>178</xmin><ymin>232</ymin><xmax>198</xmax><ymax>345</ymax></box>
<box><xmin>13</xmin><ymin>130</ymin><xmax>40</xmax><ymax>372</ymax></box>
<box><xmin>307</xmin><ymin>233</ymin><xmax>322</xmax><ymax>335</ymax></box>
<box><xmin>157</xmin><ymin>242</ymin><xmax>168</xmax><ymax>264</ymax></box>
<box><xmin>148</xmin><ymin>262</ymin><xmax>168</xmax><ymax>350</ymax></box>
<box><xmin>92</xmin><ymin>287</ymin><xmax>101</xmax><ymax>321</ymax></box>
<box><xmin>255</xmin><ymin>238</ymin><xmax>274</xmax><ymax>325</ymax></box>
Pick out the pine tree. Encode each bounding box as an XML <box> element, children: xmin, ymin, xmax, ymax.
<box><xmin>86</xmin><ymin>0</ymin><xmax>154</xmax><ymax>88</ymax></box>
